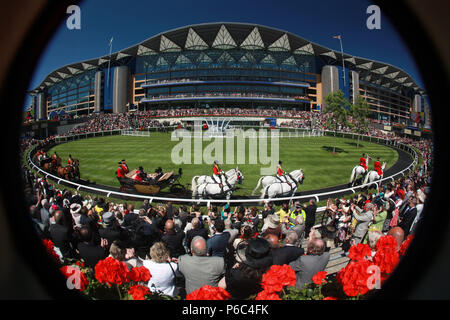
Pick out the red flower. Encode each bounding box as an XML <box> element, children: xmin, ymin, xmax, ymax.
<box><xmin>75</xmin><ymin>261</ymin><xmax>85</xmax><ymax>268</ymax></box>
<box><xmin>128</xmin><ymin>285</ymin><xmax>150</xmax><ymax>300</ymax></box>
<box><xmin>95</xmin><ymin>257</ymin><xmax>130</xmax><ymax>286</ymax></box>
<box><xmin>322</xmin><ymin>296</ymin><xmax>338</xmax><ymax>300</ymax></box>
<box><xmin>312</xmin><ymin>271</ymin><xmax>327</xmax><ymax>286</ymax></box>
<box><xmin>399</xmin><ymin>235</ymin><xmax>414</xmax><ymax>256</ymax></box>
<box><xmin>337</xmin><ymin>260</ymin><xmax>373</xmax><ymax>297</ymax></box>
<box><xmin>261</xmin><ymin>264</ymin><xmax>297</xmax><ymax>293</ymax></box>
<box><xmin>60</xmin><ymin>265</ymin><xmax>89</xmax><ymax>291</ymax></box>
<box><xmin>42</xmin><ymin>239</ymin><xmax>61</xmax><ymax>264</ymax></box>
<box><xmin>348</xmin><ymin>243</ymin><xmax>372</xmax><ymax>262</ymax></box>
<box><xmin>128</xmin><ymin>266</ymin><xmax>151</xmax><ymax>283</ymax></box>
<box><xmin>186</xmin><ymin>285</ymin><xmax>231</xmax><ymax>300</ymax></box>
<box><xmin>255</xmin><ymin>290</ymin><xmax>281</xmax><ymax>300</ymax></box>
<box><xmin>373</xmin><ymin>236</ymin><xmax>399</xmax><ymax>274</ymax></box>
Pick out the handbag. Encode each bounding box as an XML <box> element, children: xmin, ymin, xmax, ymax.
<box><xmin>167</xmin><ymin>261</ymin><xmax>186</xmax><ymax>298</ymax></box>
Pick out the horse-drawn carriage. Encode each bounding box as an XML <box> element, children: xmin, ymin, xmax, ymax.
<box><xmin>39</xmin><ymin>154</ymin><xmax>80</xmax><ymax>181</ymax></box>
<box><xmin>118</xmin><ymin>167</ymin><xmax>184</xmax><ymax>195</ymax></box>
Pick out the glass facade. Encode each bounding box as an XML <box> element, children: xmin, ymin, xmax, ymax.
<box><xmin>46</xmin><ymin>70</ymin><xmax>96</xmax><ymax>116</ymax></box>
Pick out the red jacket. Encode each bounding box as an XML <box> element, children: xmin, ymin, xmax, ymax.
<box><xmin>213</xmin><ymin>165</ymin><xmax>222</xmax><ymax>176</ymax></box>
<box><xmin>134</xmin><ymin>171</ymin><xmax>143</xmax><ymax>182</ymax></box>
<box><xmin>360</xmin><ymin>157</ymin><xmax>367</xmax><ymax>170</ymax></box>
<box><xmin>117</xmin><ymin>167</ymin><xmax>126</xmax><ymax>178</ymax></box>
<box><xmin>277</xmin><ymin>166</ymin><xmax>285</xmax><ymax>176</ymax></box>
<box><xmin>121</xmin><ymin>164</ymin><xmax>129</xmax><ymax>174</ymax></box>
<box><xmin>374</xmin><ymin>161</ymin><xmax>383</xmax><ymax>175</ymax></box>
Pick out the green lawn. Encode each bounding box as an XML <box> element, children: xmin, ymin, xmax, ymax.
<box><xmin>49</xmin><ymin>133</ymin><xmax>398</xmax><ymax>196</ymax></box>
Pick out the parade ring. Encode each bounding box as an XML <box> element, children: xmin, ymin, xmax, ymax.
<box><xmin>27</xmin><ymin>129</ymin><xmax>418</xmax><ymax>206</ymax></box>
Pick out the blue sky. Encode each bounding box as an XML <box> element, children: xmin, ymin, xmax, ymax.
<box><xmin>26</xmin><ymin>0</ymin><xmax>425</xmax><ymax>107</ymax></box>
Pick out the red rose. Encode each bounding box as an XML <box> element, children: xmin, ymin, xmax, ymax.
<box><xmin>42</xmin><ymin>239</ymin><xmax>61</xmax><ymax>264</ymax></box>
<box><xmin>399</xmin><ymin>235</ymin><xmax>414</xmax><ymax>256</ymax></box>
<box><xmin>312</xmin><ymin>271</ymin><xmax>327</xmax><ymax>286</ymax></box>
<box><xmin>348</xmin><ymin>243</ymin><xmax>372</xmax><ymax>262</ymax></box>
<box><xmin>95</xmin><ymin>257</ymin><xmax>130</xmax><ymax>286</ymax></box>
<box><xmin>261</xmin><ymin>264</ymin><xmax>297</xmax><ymax>293</ymax></box>
<box><xmin>337</xmin><ymin>260</ymin><xmax>373</xmax><ymax>297</ymax></box>
<box><xmin>255</xmin><ymin>290</ymin><xmax>281</xmax><ymax>300</ymax></box>
<box><xmin>128</xmin><ymin>266</ymin><xmax>151</xmax><ymax>283</ymax></box>
<box><xmin>128</xmin><ymin>285</ymin><xmax>150</xmax><ymax>300</ymax></box>
<box><xmin>373</xmin><ymin>236</ymin><xmax>399</xmax><ymax>274</ymax></box>
<box><xmin>322</xmin><ymin>296</ymin><xmax>338</xmax><ymax>300</ymax></box>
<box><xmin>60</xmin><ymin>265</ymin><xmax>89</xmax><ymax>291</ymax></box>
<box><xmin>186</xmin><ymin>285</ymin><xmax>231</xmax><ymax>300</ymax></box>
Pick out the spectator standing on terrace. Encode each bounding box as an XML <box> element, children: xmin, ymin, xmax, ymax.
<box><xmin>304</xmin><ymin>198</ymin><xmax>317</xmax><ymax>236</ymax></box>
<box><xmin>77</xmin><ymin>226</ymin><xmax>108</xmax><ymax>269</ymax></box>
<box><xmin>207</xmin><ymin>219</ymin><xmax>230</xmax><ymax>258</ymax></box>
<box><xmin>178</xmin><ymin>236</ymin><xmax>225</xmax><ymax>294</ymax></box>
<box><xmin>185</xmin><ymin>217</ymin><xmax>209</xmax><ymax>251</ymax></box>
<box><xmin>289</xmin><ymin>238</ymin><xmax>330</xmax><ymax>289</ymax></box>
<box><xmin>49</xmin><ymin>210</ymin><xmax>76</xmax><ymax>259</ymax></box>
<box><xmin>219</xmin><ymin>238</ymin><xmax>273</xmax><ymax>300</ymax></box>
<box><xmin>398</xmin><ymin>197</ymin><xmax>418</xmax><ymax>237</ymax></box>
<box><xmin>350</xmin><ymin>202</ymin><xmax>375</xmax><ymax>245</ymax></box>
<box><xmin>272</xmin><ymin>231</ymin><xmax>304</xmax><ymax>265</ymax></box>
<box><xmin>143</xmin><ymin>242</ymin><xmax>178</xmax><ymax>297</ymax></box>
<box><xmin>161</xmin><ymin>219</ymin><xmax>185</xmax><ymax>259</ymax></box>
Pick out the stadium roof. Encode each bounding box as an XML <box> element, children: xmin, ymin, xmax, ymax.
<box><xmin>31</xmin><ymin>22</ymin><xmax>425</xmax><ymax>95</ymax></box>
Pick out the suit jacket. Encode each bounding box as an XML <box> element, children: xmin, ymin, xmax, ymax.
<box><xmin>185</xmin><ymin>227</ymin><xmax>209</xmax><ymax>249</ymax></box>
<box><xmin>272</xmin><ymin>245</ymin><xmax>304</xmax><ymax>266</ymax></box>
<box><xmin>162</xmin><ymin>230</ymin><xmax>186</xmax><ymax>258</ymax></box>
<box><xmin>49</xmin><ymin>223</ymin><xmax>75</xmax><ymax>258</ymax></box>
<box><xmin>399</xmin><ymin>207</ymin><xmax>417</xmax><ymax>236</ymax></box>
<box><xmin>305</xmin><ymin>204</ymin><xmax>317</xmax><ymax>225</ymax></box>
<box><xmin>207</xmin><ymin>232</ymin><xmax>230</xmax><ymax>257</ymax></box>
<box><xmin>77</xmin><ymin>242</ymin><xmax>108</xmax><ymax>269</ymax></box>
<box><xmin>289</xmin><ymin>252</ymin><xmax>330</xmax><ymax>289</ymax></box>
<box><xmin>178</xmin><ymin>254</ymin><xmax>225</xmax><ymax>294</ymax></box>
<box><xmin>352</xmin><ymin>209</ymin><xmax>374</xmax><ymax>240</ymax></box>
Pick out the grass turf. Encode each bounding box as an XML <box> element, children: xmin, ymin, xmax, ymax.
<box><xmin>49</xmin><ymin>133</ymin><xmax>398</xmax><ymax>196</ymax></box>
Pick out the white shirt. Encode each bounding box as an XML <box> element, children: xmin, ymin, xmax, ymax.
<box><xmin>143</xmin><ymin>260</ymin><xmax>177</xmax><ymax>297</ymax></box>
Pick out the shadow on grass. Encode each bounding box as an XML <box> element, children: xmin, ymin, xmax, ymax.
<box><xmin>345</xmin><ymin>142</ymin><xmax>365</xmax><ymax>148</ymax></box>
<box><xmin>322</xmin><ymin>146</ymin><xmax>348</xmax><ymax>153</ymax></box>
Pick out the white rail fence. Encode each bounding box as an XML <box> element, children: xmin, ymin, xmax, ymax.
<box><xmin>30</xmin><ymin>129</ymin><xmax>418</xmax><ymax>207</ymax></box>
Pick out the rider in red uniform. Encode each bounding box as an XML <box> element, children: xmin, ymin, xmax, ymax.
<box><xmin>117</xmin><ymin>162</ymin><xmax>126</xmax><ymax>178</ymax></box>
<box><xmin>212</xmin><ymin>160</ymin><xmax>223</xmax><ymax>184</ymax></box>
<box><xmin>359</xmin><ymin>154</ymin><xmax>368</xmax><ymax>171</ymax></box>
<box><xmin>121</xmin><ymin>159</ymin><xmax>129</xmax><ymax>174</ymax></box>
<box><xmin>276</xmin><ymin>161</ymin><xmax>288</xmax><ymax>183</ymax></box>
<box><xmin>374</xmin><ymin>157</ymin><xmax>383</xmax><ymax>176</ymax></box>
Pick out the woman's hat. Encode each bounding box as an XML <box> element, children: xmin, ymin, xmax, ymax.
<box><xmin>236</xmin><ymin>238</ymin><xmax>273</xmax><ymax>269</ymax></box>
<box><xmin>70</xmin><ymin>203</ymin><xmax>81</xmax><ymax>215</ymax></box>
<box><xmin>264</xmin><ymin>214</ymin><xmax>280</xmax><ymax>229</ymax></box>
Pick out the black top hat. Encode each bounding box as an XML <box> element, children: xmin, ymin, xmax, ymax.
<box><xmin>236</xmin><ymin>238</ymin><xmax>273</xmax><ymax>269</ymax></box>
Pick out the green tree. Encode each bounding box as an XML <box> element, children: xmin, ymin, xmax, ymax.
<box><xmin>351</xmin><ymin>95</ymin><xmax>371</xmax><ymax>148</ymax></box>
<box><xmin>324</xmin><ymin>90</ymin><xmax>351</xmax><ymax>153</ymax></box>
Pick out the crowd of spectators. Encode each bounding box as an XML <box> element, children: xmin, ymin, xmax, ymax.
<box><xmin>19</xmin><ymin>107</ymin><xmax>433</xmax><ymax>299</ymax></box>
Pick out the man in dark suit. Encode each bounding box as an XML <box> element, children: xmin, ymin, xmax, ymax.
<box><xmin>304</xmin><ymin>198</ymin><xmax>317</xmax><ymax>236</ymax></box>
<box><xmin>398</xmin><ymin>197</ymin><xmax>418</xmax><ymax>237</ymax></box>
<box><xmin>185</xmin><ymin>217</ymin><xmax>209</xmax><ymax>250</ymax></box>
<box><xmin>99</xmin><ymin>212</ymin><xmax>129</xmax><ymax>250</ymax></box>
<box><xmin>49</xmin><ymin>210</ymin><xmax>76</xmax><ymax>259</ymax></box>
<box><xmin>207</xmin><ymin>219</ymin><xmax>230</xmax><ymax>258</ymax></box>
<box><xmin>77</xmin><ymin>226</ymin><xmax>108</xmax><ymax>269</ymax></box>
<box><xmin>161</xmin><ymin>219</ymin><xmax>186</xmax><ymax>258</ymax></box>
<box><xmin>289</xmin><ymin>238</ymin><xmax>330</xmax><ymax>289</ymax></box>
<box><xmin>272</xmin><ymin>231</ymin><xmax>305</xmax><ymax>265</ymax></box>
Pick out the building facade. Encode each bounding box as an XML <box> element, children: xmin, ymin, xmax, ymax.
<box><xmin>30</xmin><ymin>23</ymin><xmax>427</xmax><ymax>125</ymax></box>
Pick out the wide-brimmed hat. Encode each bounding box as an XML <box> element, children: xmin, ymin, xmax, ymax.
<box><xmin>264</xmin><ymin>214</ymin><xmax>280</xmax><ymax>229</ymax></box>
<box><xmin>236</xmin><ymin>238</ymin><xmax>273</xmax><ymax>269</ymax></box>
<box><xmin>70</xmin><ymin>203</ymin><xmax>81</xmax><ymax>215</ymax></box>
<box><xmin>102</xmin><ymin>212</ymin><xmax>115</xmax><ymax>225</ymax></box>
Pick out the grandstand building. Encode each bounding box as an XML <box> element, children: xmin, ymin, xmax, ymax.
<box><xmin>30</xmin><ymin>22</ymin><xmax>427</xmax><ymax>125</ymax></box>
